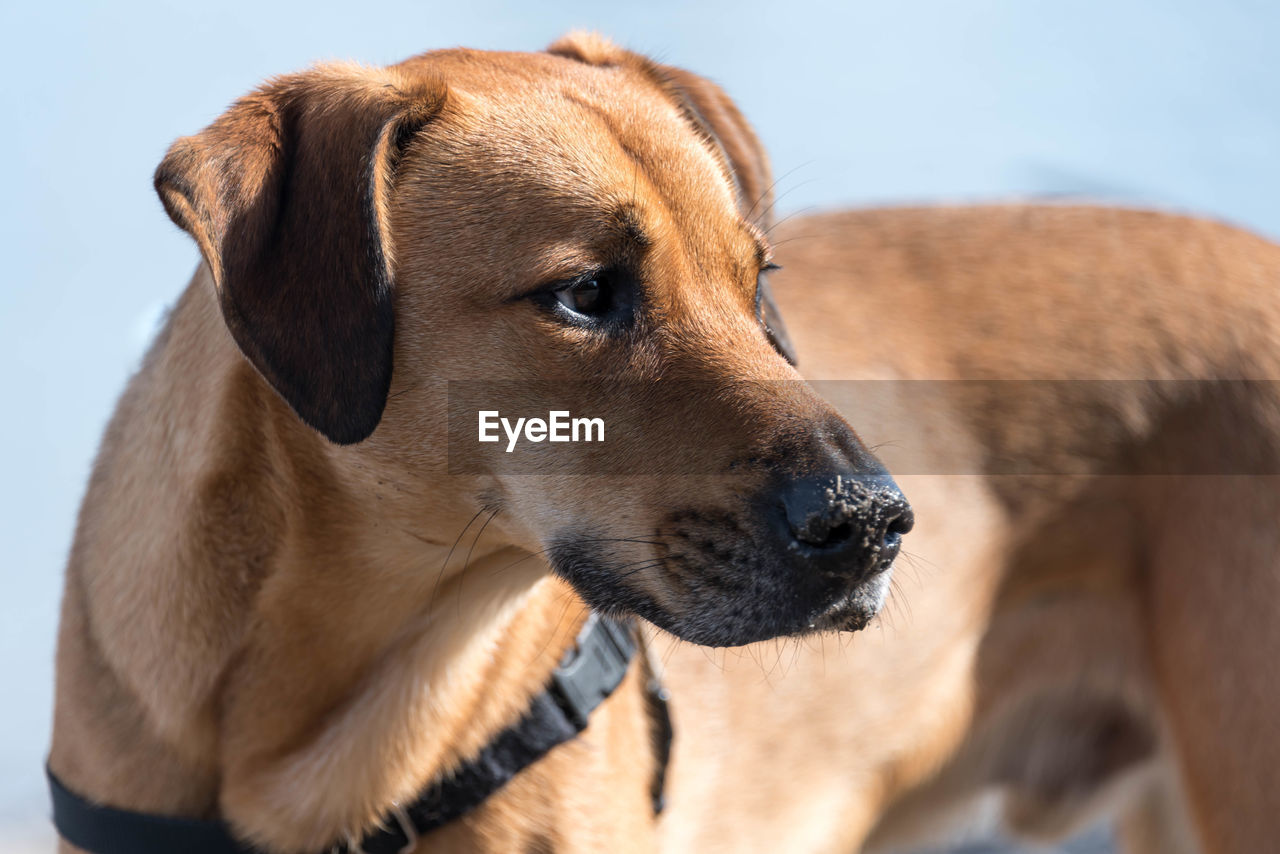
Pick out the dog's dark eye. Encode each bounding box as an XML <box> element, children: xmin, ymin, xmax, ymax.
<box><xmin>755</xmin><ymin>263</ymin><xmax>797</xmax><ymax>365</ymax></box>
<box><xmin>526</xmin><ymin>268</ymin><xmax>634</xmax><ymax>329</ymax></box>
<box><xmin>546</xmin><ymin>270</ymin><xmax>631</xmax><ymax>322</ymax></box>
<box><xmin>554</xmin><ymin>278</ymin><xmax>608</xmax><ymax>316</ymax></box>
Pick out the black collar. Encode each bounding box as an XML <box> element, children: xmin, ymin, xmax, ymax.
<box><xmin>50</xmin><ymin>613</ymin><xmax>668</xmax><ymax>854</ymax></box>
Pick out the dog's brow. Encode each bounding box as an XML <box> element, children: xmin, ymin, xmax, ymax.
<box><xmin>610</xmin><ymin>205</ymin><xmax>650</xmax><ymax>247</ymax></box>
<box><xmin>511</xmin><ymin>210</ymin><xmax>651</xmax><ymax>297</ymax></box>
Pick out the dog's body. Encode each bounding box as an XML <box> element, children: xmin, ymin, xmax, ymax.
<box><xmin>663</xmin><ymin>205</ymin><xmax>1280</xmax><ymax>854</ymax></box>
<box><xmin>50</xmin><ymin>36</ymin><xmax>1280</xmax><ymax>854</ymax></box>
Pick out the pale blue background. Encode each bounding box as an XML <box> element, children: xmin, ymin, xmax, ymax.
<box><xmin>2</xmin><ymin>0</ymin><xmax>1277</xmax><ymax>848</ymax></box>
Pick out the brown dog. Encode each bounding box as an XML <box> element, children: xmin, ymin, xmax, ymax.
<box><xmin>50</xmin><ymin>32</ymin><xmax>1280</xmax><ymax>854</ymax></box>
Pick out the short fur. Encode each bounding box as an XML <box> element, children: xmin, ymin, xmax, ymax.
<box><xmin>51</xmin><ymin>33</ymin><xmax>1280</xmax><ymax>854</ymax></box>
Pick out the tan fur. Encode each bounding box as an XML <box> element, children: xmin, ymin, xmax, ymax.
<box><xmin>51</xmin><ymin>33</ymin><xmax>1280</xmax><ymax>854</ymax></box>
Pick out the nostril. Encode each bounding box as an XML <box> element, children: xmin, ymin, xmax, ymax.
<box><xmin>876</xmin><ymin>505</ymin><xmax>913</xmax><ymax>569</ymax></box>
<box><xmin>822</xmin><ymin>520</ymin><xmax>854</xmax><ymax>547</ymax></box>
<box><xmin>791</xmin><ymin>513</ymin><xmax>852</xmax><ymax>548</ymax></box>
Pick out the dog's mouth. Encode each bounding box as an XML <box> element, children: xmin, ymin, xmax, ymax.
<box><xmin>796</xmin><ymin>520</ymin><xmax>904</xmax><ymax>633</ymax></box>
<box><xmin>807</xmin><ymin>563</ymin><xmax>896</xmax><ymax>633</ymax></box>
<box><xmin>547</xmin><ymin>522</ymin><xmax>905</xmax><ymax>647</ymax></box>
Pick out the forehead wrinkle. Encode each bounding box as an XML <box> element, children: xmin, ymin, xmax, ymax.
<box><xmin>397</xmin><ymin>102</ymin><xmax>661</xmax><ymax>293</ymax></box>
<box><xmin>399</xmin><ymin>69</ymin><xmax>753</xmax><ymax>290</ymax></box>
<box><xmin>559</xmin><ymin>92</ymin><xmax>762</xmax><ymax>301</ymax></box>
<box><xmin>557</xmin><ymin>85</ymin><xmax>741</xmax><ymax>234</ymax></box>
<box><xmin>406</xmin><ymin>87</ymin><xmax>638</xmax><ymax>218</ymax></box>
<box><xmin>397</xmin><ymin>50</ymin><xmax>740</xmax><ymax>226</ymax></box>
<box><xmin>496</xmin><ymin>83</ymin><xmax>743</xmax><ymax>283</ymax></box>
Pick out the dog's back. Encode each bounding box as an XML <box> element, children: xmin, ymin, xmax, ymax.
<box><xmin>655</xmin><ymin>205</ymin><xmax>1280</xmax><ymax>853</ymax></box>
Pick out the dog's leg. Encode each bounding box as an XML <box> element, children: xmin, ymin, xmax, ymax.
<box><xmin>1142</xmin><ymin>474</ymin><xmax>1280</xmax><ymax>854</ymax></box>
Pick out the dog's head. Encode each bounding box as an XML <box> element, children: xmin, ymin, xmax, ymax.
<box><xmin>154</xmin><ymin>34</ymin><xmax>911</xmax><ymax>647</ymax></box>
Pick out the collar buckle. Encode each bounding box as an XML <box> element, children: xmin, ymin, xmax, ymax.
<box><xmin>549</xmin><ymin>613</ymin><xmax>636</xmax><ymax>730</ymax></box>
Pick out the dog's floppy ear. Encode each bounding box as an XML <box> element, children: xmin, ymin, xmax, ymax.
<box><xmin>155</xmin><ymin>65</ymin><xmax>444</xmax><ymax>444</ymax></box>
<box><xmin>549</xmin><ymin>33</ymin><xmax>796</xmax><ymax>364</ymax></box>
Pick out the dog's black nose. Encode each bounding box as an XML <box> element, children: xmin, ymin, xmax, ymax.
<box><xmin>779</xmin><ymin>473</ymin><xmax>913</xmax><ymax>575</ymax></box>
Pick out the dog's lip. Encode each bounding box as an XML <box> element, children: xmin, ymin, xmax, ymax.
<box><xmin>808</xmin><ymin>581</ymin><xmax>888</xmax><ymax>633</ymax></box>
<box><xmin>809</xmin><ymin>552</ymin><xmax>897</xmax><ymax>632</ymax></box>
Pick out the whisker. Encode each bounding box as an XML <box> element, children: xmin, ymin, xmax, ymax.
<box><xmin>745</xmin><ymin>160</ymin><xmax>814</xmax><ymax>223</ymax></box>
<box><xmin>764</xmin><ymin>638</ymin><xmax>788</xmax><ymax>682</ymax></box>
<box><xmin>387</xmin><ymin>382</ymin><xmax>422</xmax><ymax>401</ymax></box>
<box><xmin>764</xmin><ymin>205</ymin><xmax>819</xmax><ymax>238</ymax></box>
<box><xmin>491</xmin><ymin>535</ymin><xmax>668</xmax><ymax>576</ymax></box>
<box><xmin>399</xmin><ymin>527</ymin><xmax>446</xmax><ymax>547</ymax></box>
<box><xmin>663</xmin><ymin>635</ymin><xmax>685</xmax><ymax>671</ymax></box>
<box><xmin>615</xmin><ymin>555</ymin><xmax>680</xmax><ymax>580</ymax></box>
<box><xmin>789</xmin><ymin>635</ymin><xmax>806</xmax><ymax>674</ymax></box>
<box><xmin>900</xmin><ymin>548</ymin><xmax>938</xmax><ymax>573</ymax></box>
<box><xmin>529</xmin><ymin>592</ymin><xmax>583</xmax><ymax>665</ymax></box>
<box><xmin>456</xmin><ymin>506</ymin><xmax>501</xmax><ymax>615</ymax></box>
<box><xmin>758</xmin><ymin>177</ymin><xmax>819</xmax><ymax>225</ymax></box>
<box><xmin>765</xmin><ymin>233</ymin><xmax>818</xmax><ymax>250</ymax></box>
<box><xmin>428</xmin><ymin>505</ymin><xmax>488</xmax><ymax>614</ymax></box>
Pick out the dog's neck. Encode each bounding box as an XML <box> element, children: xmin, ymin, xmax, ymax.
<box><xmin>49</xmin><ymin>267</ymin><xmax>588</xmax><ymax>851</ymax></box>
